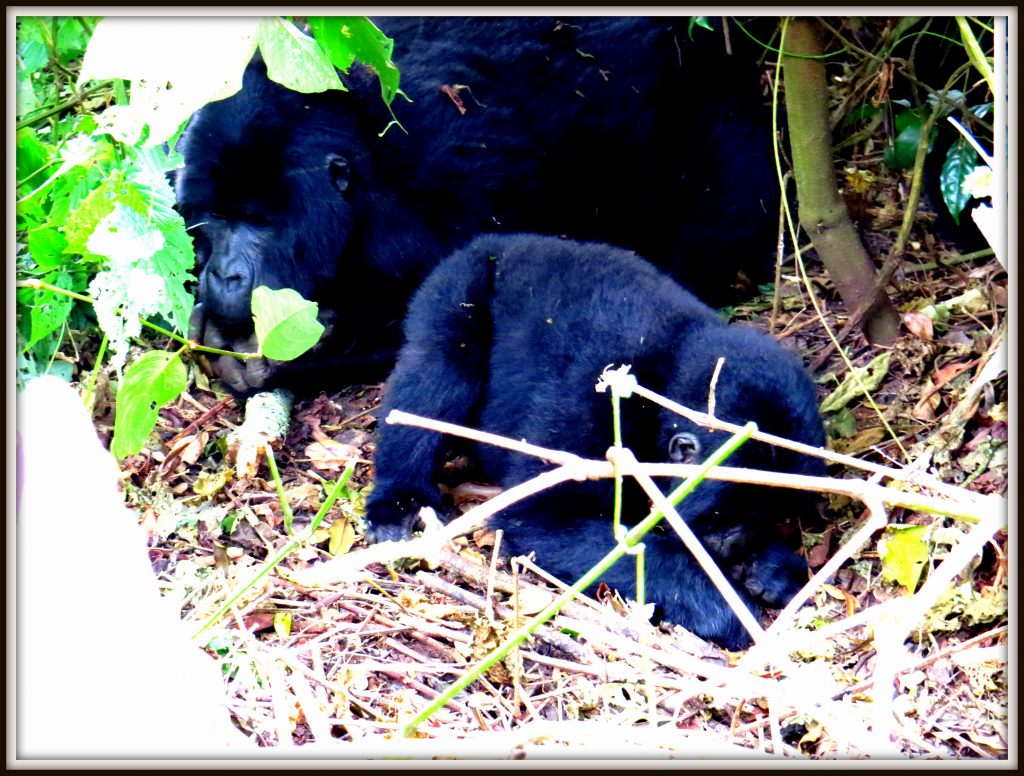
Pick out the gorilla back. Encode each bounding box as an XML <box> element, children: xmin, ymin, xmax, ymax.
<box><xmin>367</xmin><ymin>234</ymin><xmax>825</xmax><ymax>650</ymax></box>
<box><xmin>176</xmin><ymin>17</ymin><xmax>779</xmax><ymax>394</ymax></box>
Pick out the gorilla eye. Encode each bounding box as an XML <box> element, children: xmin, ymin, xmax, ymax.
<box><xmin>668</xmin><ymin>432</ymin><xmax>701</xmax><ymax>464</ymax></box>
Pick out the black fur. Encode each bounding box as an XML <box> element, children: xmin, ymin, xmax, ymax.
<box><xmin>366</xmin><ymin>234</ymin><xmax>825</xmax><ymax>650</ymax></box>
<box><xmin>175</xmin><ymin>17</ymin><xmax>779</xmax><ymax>395</ymax></box>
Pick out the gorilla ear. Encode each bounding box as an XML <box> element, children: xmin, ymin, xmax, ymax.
<box><xmin>326</xmin><ymin>154</ymin><xmax>351</xmax><ymax>194</ymax></box>
<box><xmin>668</xmin><ymin>432</ymin><xmax>702</xmax><ymax>464</ymax></box>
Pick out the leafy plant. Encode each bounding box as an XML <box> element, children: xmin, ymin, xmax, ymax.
<box><xmin>15</xmin><ymin>15</ymin><xmax>400</xmax><ymax>458</ymax></box>
<box><xmin>881</xmin><ymin>16</ymin><xmax>995</xmax><ymax>226</ymax></box>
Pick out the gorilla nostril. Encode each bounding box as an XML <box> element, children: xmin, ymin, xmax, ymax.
<box><xmin>208</xmin><ymin>262</ymin><xmax>252</xmax><ymax>295</ymax></box>
<box><xmin>213</xmin><ymin>269</ymin><xmax>245</xmax><ymax>288</ymax></box>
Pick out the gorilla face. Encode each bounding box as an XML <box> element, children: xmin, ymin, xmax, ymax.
<box><xmin>176</xmin><ymin>69</ymin><xmax>359</xmax><ymax>329</ymax></box>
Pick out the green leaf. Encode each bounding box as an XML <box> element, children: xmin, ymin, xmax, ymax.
<box><xmin>252</xmin><ymin>286</ymin><xmax>326</xmax><ymax>361</ymax></box>
<box><xmin>55</xmin><ymin>16</ymin><xmax>94</xmax><ymax>63</ymax></box>
<box><xmin>111</xmin><ymin>350</ymin><xmax>188</xmax><ymax>459</ymax></box>
<box><xmin>843</xmin><ymin>103</ymin><xmax>880</xmax><ymax>125</ymax></box>
<box><xmin>883</xmin><ymin>110</ymin><xmax>936</xmax><ymax>171</ymax></box>
<box><xmin>258</xmin><ymin>17</ymin><xmax>345</xmax><ymax>94</ymax></box>
<box><xmin>878</xmin><ymin>525</ymin><xmax>929</xmax><ymax>592</ymax></box>
<box><xmin>23</xmin><ymin>271</ymin><xmax>75</xmax><ymax>351</ymax></box>
<box><xmin>939</xmin><ymin>139</ymin><xmax>979</xmax><ymax>224</ymax></box>
<box><xmin>819</xmin><ymin>352</ymin><xmax>892</xmax><ymax>414</ymax></box>
<box><xmin>687</xmin><ymin>17</ymin><xmax>715</xmax><ymax>38</ymax></box>
<box><xmin>926</xmin><ymin>89</ymin><xmax>965</xmax><ymax>117</ymax></box>
<box><xmin>79</xmin><ymin>17</ymin><xmax>260</xmax><ymax>146</ymax></box>
<box><xmin>127</xmin><ymin>146</ymin><xmax>197</xmax><ymax>333</ymax></box>
<box><xmin>128</xmin><ymin>143</ymin><xmax>188</xmax><ymax>226</ymax></box>
<box><xmin>148</xmin><ymin>227</ymin><xmax>197</xmax><ymax>334</ymax></box>
<box><xmin>27</xmin><ymin>225</ymin><xmax>68</xmax><ymax>269</ymax></box>
<box><xmin>17</xmin><ymin>32</ymin><xmax>49</xmax><ymax>74</ymax></box>
<box><xmin>823</xmin><ymin>407</ymin><xmax>858</xmax><ymax>439</ymax></box>
<box><xmin>309</xmin><ymin>16</ymin><xmax>400</xmax><ymax>104</ymax></box>
<box><xmin>16</xmin><ymin>127</ymin><xmax>54</xmax><ymax>194</ymax></box>
<box><xmin>62</xmin><ymin>171</ymin><xmax>138</xmax><ymax>256</ymax></box>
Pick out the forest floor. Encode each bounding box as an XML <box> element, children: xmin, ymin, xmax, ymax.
<box><xmin>107</xmin><ymin>199</ymin><xmax>1008</xmax><ymax>759</ymax></box>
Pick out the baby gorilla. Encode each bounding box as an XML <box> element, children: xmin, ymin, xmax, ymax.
<box><xmin>367</xmin><ymin>234</ymin><xmax>825</xmax><ymax>650</ymax></box>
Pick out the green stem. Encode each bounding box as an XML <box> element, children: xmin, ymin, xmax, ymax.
<box><xmin>15</xmin><ymin>83</ymin><xmax>114</xmax><ymax>131</ymax></box>
<box><xmin>610</xmin><ymin>389</ymin><xmax>624</xmax><ymax>538</ymax></box>
<box><xmin>15</xmin><ymin>278</ymin><xmax>260</xmax><ymax>360</ymax></box>
<box><xmin>265</xmin><ymin>447</ymin><xmax>294</xmax><ymax>537</ymax></box>
<box><xmin>192</xmin><ymin>462</ymin><xmax>355</xmax><ymax>640</ymax></box>
<box><xmin>956</xmin><ymin>16</ymin><xmax>995</xmax><ymax>94</ymax></box>
<box><xmin>402</xmin><ymin>422</ymin><xmax>756</xmax><ymax>737</ymax></box>
<box><xmin>81</xmin><ymin>333</ymin><xmax>108</xmax><ymax>411</ymax></box>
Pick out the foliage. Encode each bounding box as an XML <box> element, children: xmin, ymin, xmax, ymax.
<box><xmin>878</xmin><ymin>18</ymin><xmax>995</xmax><ymax>225</ymax></box>
<box><xmin>15</xmin><ymin>14</ymin><xmax>400</xmax><ymax>458</ymax></box>
<box><xmin>252</xmin><ymin>287</ymin><xmax>327</xmax><ymax>362</ymax></box>
<box><xmin>111</xmin><ymin>350</ymin><xmax>189</xmax><ymax>459</ymax></box>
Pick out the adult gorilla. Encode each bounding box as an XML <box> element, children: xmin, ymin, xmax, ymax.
<box><xmin>176</xmin><ymin>17</ymin><xmax>779</xmax><ymax>395</ymax></box>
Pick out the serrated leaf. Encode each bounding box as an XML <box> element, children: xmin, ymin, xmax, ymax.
<box><xmin>111</xmin><ymin>350</ymin><xmax>188</xmax><ymax>458</ymax></box>
<box><xmin>23</xmin><ymin>271</ymin><xmax>75</xmax><ymax>351</ymax></box>
<box><xmin>148</xmin><ymin>227</ymin><xmax>196</xmax><ymax>334</ymax></box>
<box><xmin>820</xmin><ymin>352</ymin><xmax>892</xmax><ymax>414</ymax></box>
<box><xmin>79</xmin><ymin>17</ymin><xmax>260</xmax><ymax>146</ymax></box>
<box><xmin>54</xmin><ymin>16</ymin><xmax>93</xmax><ymax>63</ymax></box>
<box><xmin>17</xmin><ymin>33</ymin><xmax>49</xmax><ymax>74</ymax></box>
<box><xmin>125</xmin><ymin>146</ymin><xmax>197</xmax><ymax>333</ymax></box>
<box><xmin>62</xmin><ymin>171</ymin><xmax>144</xmax><ymax>256</ymax></box>
<box><xmin>27</xmin><ymin>226</ymin><xmax>68</xmax><ymax>269</ymax></box>
<box><xmin>16</xmin><ymin>127</ymin><xmax>53</xmax><ymax>194</ymax></box>
<box><xmin>128</xmin><ymin>144</ymin><xmax>188</xmax><ymax>226</ymax></box>
<box><xmin>258</xmin><ymin>17</ymin><xmax>345</xmax><ymax>94</ymax></box>
<box><xmin>251</xmin><ymin>286</ymin><xmax>325</xmax><ymax>361</ymax></box>
<box><xmin>878</xmin><ymin>525</ymin><xmax>929</xmax><ymax>592</ymax></box>
<box><xmin>940</xmin><ymin>139</ymin><xmax>979</xmax><ymax>224</ymax></box>
<box><xmin>309</xmin><ymin>16</ymin><xmax>399</xmax><ymax>104</ymax></box>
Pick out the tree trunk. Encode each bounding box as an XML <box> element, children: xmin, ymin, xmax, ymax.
<box><xmin>782</xmin><ymin>17</ymin><xmax>901</xmax><ymax>346</ymax></box>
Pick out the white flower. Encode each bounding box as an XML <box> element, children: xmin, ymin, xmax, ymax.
<box><xmin>962</xmin><ymin>166</ymin><xmax>992</xmax><ymax>199</ymax></box>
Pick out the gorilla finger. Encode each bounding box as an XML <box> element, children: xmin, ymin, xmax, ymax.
<box><xmin>244</xmin><ymin>356</ymin><xmax>273</xmax><ymax>391</ymax></box>
<box><xmin>201</xmin><ymin>318</ymin><xmax>229</xmax><ymax>351</ymax></box>
<box><xmin>215</xmin><ymin>355</ymin><xmax>254</xmax><ymax>396</ymax></box>
<box><xmin>188</xmin><ymin>303</ymin><xmax>207</xmax><ymax>343</ymax></box>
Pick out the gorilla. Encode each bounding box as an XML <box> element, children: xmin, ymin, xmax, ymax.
<box><xmin>175</xmin><ymin>17</ymin><xmax>780</xmax><ymax>395</ymax></box>
<box><xmin>365</xmin><ymin>233</ymin><xmax>825</xmax><ymax>650</ymax></box>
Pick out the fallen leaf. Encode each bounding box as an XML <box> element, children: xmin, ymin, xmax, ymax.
<box><xmin>820</xmin><ymin>352</ymin><xmax>893</xmax><ymax>413</ymax></box>
<box><xmin>902</xmin><ymin>311</ymin><xmax>934</xmax><ymax>341</ymax></box>
<box><xmin>912</xmin><ymin>378</ymin><xmax>941</xmax><ymax>421</ymax></box>
<box><xmin>328</xmin><ymin>518</ymin><xmax>357</xmax><ymax>556</ymax></box>
<box><xmin>250</xmin><ymin>502</ymin><xmax>280</xmax><ymax>528</ymax></box>
<box><xmin>304</xmin><ymin>439</ymin><xmax>360</xmax><ymax>472</ymax></box>
<box><xmin>932</xmin><ymin>360</ymin><xmax>974</xmax><ymax>387</ymax></box>
<box><xmin>284</xmin><ymin>482</ymin><xmax>321</xmax><ymax>511</ymax></box>
<box><xmin>193</xmin><ymin>468</ymin><xmax>232</xmax><ymax>499</ymax></box>
<box><xmin>830</xmin><ymin>426</ymin><xmax>886</xmax><ymax>455</ymax></box>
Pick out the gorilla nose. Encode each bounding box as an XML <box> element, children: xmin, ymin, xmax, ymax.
<box><xmin>209</xmin><ymin>261</ymin><xmax>252</xmax><ymax>295</ymax></box>
<box><xmin>203</xmin><ymin>256</ymin><xmax>255</xmax><ymax>323</ymax></box>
